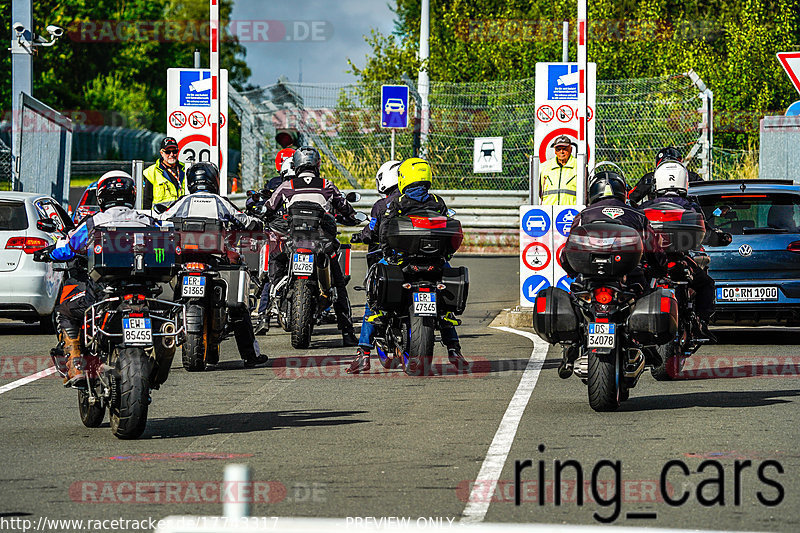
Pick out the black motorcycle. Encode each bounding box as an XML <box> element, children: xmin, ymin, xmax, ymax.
<box><xmin>361</xmin><ymin>211</ymin><xmax>469</xmax><ymax>376</ymax></box>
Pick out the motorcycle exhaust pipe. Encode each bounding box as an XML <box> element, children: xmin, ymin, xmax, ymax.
<box><xmin>624</xmin><ymin>352</ymin><xmax>645</xmax><ymax>379</ymax></box>
<box><xmin>161</xmin><ymin>321</ymin><xmax>177</xmax><ymax>349</ymax></box>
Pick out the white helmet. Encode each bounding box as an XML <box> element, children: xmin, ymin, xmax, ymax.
<box><xmin>375</xmin><ymin>160</ymin><xmax>401</xmax><ymax>195</ymax></box>
<box><xmin>280</xmin><ymin>157</ymin><xmax>295</xmax><ymax>180</ymax></box>
<box><xmin>653</xmin><ymin>161</ymin><xmax>689</xmax><ymax>196</ymax></box>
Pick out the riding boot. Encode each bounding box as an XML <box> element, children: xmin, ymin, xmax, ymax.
<box><xmin>62</xmin><ymin>330</ymin><xmax>85</xmax><ymax>388</ymax></box>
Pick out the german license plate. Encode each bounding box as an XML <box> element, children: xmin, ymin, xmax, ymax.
<box><xmin>292</xmin><ymin>253</ymin><xmax>314</xmax><ymax>275</ymax></box>
<box><xmin>182</xmin><ymin>275</ymin><xmax>206</xmax><ymax>297</ymax></box>
<box><xmin>123</xmin><ymin>317</ymin><xmax>152</xmax><ymax>346</ymax></box>
<box><xmin>413</xmin><ymin>292</ymin><xmax>437</xmax><ymax>316</ymax></box>
<box><xmin>716</xmin><ymin>286</ymin><xmax>778</xmax><ymax>302</ymax></box>
<box><xmin>587</xmin><ymin>322</ymin><xmax>615</xmax><ymax>348</ymax></box>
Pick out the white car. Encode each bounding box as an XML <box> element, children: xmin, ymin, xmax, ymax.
<box><xmin>384</xmin><ymin>98</ymin><xmax>406</xmax><ymax>115</ymax></box>
<box><xmin>0</xmin><ymin>192</ymin><xmax>73</xmax><ymax>330</ymax></box>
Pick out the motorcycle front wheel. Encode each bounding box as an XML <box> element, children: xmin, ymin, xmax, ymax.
<box><xmin>109</xmin><ymin>347</ymin><xmax>153</xmax><ymax>439</ymax></box>
<box><xmin>78</xmin><ymin>387</ymin><xmax>105</xmax><ymax>428</ymax></box>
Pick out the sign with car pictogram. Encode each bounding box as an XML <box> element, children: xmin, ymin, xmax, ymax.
<box><xmin>381</xmin><ymin>85</ymin><xmax>409</xmax><ymax>128</ymax></box>
<box><xmin>473</xmin><ymin>137</ymin><xmax>503</xmax><ymax>173</ymax></box>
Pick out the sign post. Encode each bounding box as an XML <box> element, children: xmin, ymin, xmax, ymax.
<box><xmin>381</xmin><ymin>85</ymin><xmax>410</xmax><ymax>160</ymax></box>
<box><xmin>209</xmin><ymin>0</ymin><xmax>222</xmax><ymax>193</ymax></box>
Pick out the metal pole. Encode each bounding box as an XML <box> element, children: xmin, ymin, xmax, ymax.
<box><xmin>391</xmin><ymin>129</ymin><xmax>396</xmax><ymax>160</ymax></box>
<box><xmin>417</xmin><ymin>0</ymin><xmax>430</xmax><ymax>157</ymax></box>
<box><xmin>193</xmin><ymin>49</ymin><xmax>201</xmax><ymax>68</ymax></box>
<box><xmin>210</xmin><ymin>0</ymin><xmax>223</xmax><ymax>195</ymax></box>
<box><xmin>223</xmin><ymin>464</ymin><xmax>251</xmax><ymax>519</ymax></box>
<box><xmin>562</xmin><ymin>21</ymin><xmax>569</xmax><ymax>62</ymax></box>
<box><xmin>11</xmin><ymin>0</ymin><xmax>33</xmax><ymax>190</ymax></box>
<box><xmin>529</xmin><ymin>154</ymin><xmax>541</xmax><ymax>205</ymax></box>
<box><xmin>576</xmin><ymin>0</ymin><xmax>588</xmax><ymax>205</ymax></box>
<box><xmin>132</xmin><ymin>160</ymin><xmax>144</xmax><ymax>210</ymax></box>
<box><xmin>707</xmin><ymin>89</ymin><xmax>714</xmax><ymax>181</ymax></box>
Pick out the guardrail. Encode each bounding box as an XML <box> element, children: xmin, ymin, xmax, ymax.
<box><xmin>229</xmin><ymin>189</ymin><xmax>528</xmax><ymax>229</ymax></box>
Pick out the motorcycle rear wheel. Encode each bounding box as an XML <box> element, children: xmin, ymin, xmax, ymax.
<box><xmin>588</xmin><ymin>346</ymin><xmax>621</xmax><ymax>412</ymax></box>
<box><xmin>404</xmin><ymin>314</ymin><xmax>434</xmax><ymax>376</ymax></box>
<box><xmin>291</xmin><ymin>278</ymin><xmax>315</xmax><ymax>349</ymax></box>
<box><xmin>182</xmin><ymin>304</ymin><xmax>208</xmax><ymax>371</ymax></box>
<box><xmin>109</xmin><ymin>347</ymin><xmax>152</xmax><ymax>440</ymax></box>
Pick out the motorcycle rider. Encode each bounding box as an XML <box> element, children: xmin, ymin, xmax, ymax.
<box><xmin>629</xmin><ymin>147</ymin><xmax>703</xmax><ymax>206</ymax></box>
<box><xmin>160</xmin><ymin>162</ymin><xmax>269</xmax><ymax>368</ymax></box>
<box><xmin>638</xmin><ymin>161</ymin><xmax>719</xmax><ymax>342</ymax></box>
<box><xmin>346</xmin><ymin>160</ymin><xmax>402</xmax><ymax>374</ymax></box>
<box><xmin>262</xmin><ymin>146</ymin><xmax>360</xmax><ymax>347</ymax></box>
<box><xmin>558</xmin><ymin>170</ymin><xmax>667</xmax><ymax>377</ymax></box>
<box><xmin>37</xmin><ymin>171</ymin><xmax>158</xmax><ymax>387</ymax></box>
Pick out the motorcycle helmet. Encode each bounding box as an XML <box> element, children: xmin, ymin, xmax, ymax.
<box><xmin>280</xmin><ymin>157</ymin><xmax>295</xmax><ymax>181</ymax></box>
<box><xmin>186</xmin><ymin>162</ymin><xmax>220</xmax><ymax>195</ymax></box>
<box><xmin>397</xmin><ymin>158</ymin><xmax>432</xmax><ymax>193</ymax></box>
<box><xmin>375</xmin><ymin>160</ymin><xmax>401</xmax><ymax>194</ymax></box>
<box><xmin>275</xmin><ymin>148</ymin><xmax>295</xmax><ymax>173</ymax></box>
<box><xmin>292</xmin><ymin>146</ymin><xmax>322</xmax><ymax>175</ymax></box>
<box><xmin>96</xmin><ymin>170</ymin><xmax>136</xmax><ymax>211</ymax></box>
<box><xmin>655</xmin><ymin>146</ymin><xmax>683</xmax><ymax>168</ymax></box>
<box><xmin>653</xmin><ymin>161</ymin><xmax>689</xmax><ymax>196</ymax></box>
<box><xmin>588</xmin><ymin>171</ymin><xmax>627</xmax><ymax>205</ymax></box>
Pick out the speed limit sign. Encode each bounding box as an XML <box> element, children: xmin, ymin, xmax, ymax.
<box><xmin>178</xmin><ymin>135</ymin><xmax>224</xmax><ymax>168</ymax></box>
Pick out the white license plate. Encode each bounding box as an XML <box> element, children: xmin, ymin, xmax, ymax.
<box><xmin>182</xmin><ymin>275</ymin><xmax>206</xmax><ymax>297</ymax></box>
<box><xmin>292</xmin><ymin>253</ymin><xmax>314</xmax><ymax>275</ymax></box>
<box><xmin>413</xmin><ymin>292</ymin><xmax>437</xmax><ymax>316</ymax></box>
<box><xmin>587</xmin><ymin>322</ymin><xmax>616</xmax><ymax>348</ymax></box>
<box><xmin>716</xmin><ymin>286</ymin><xmax>778</xmax><ymax>302</ymax></box>
<box><xmin>123</xmin><ymin>317</ymin><xmax>152</xmax><ymax>346</ymax></box>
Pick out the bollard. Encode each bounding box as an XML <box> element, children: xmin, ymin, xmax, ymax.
<box><xmin>223</xmin><ymin>463</ymin><xmax>251</xmax><ymax>519</ymax></box>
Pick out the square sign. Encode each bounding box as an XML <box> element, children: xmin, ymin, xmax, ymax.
<box><xmin>180</xmin><ymin>71</ymin><xmax>212</xmax><ymax>107</ymax></box>
<box><xmin>473</xmin><ymin>137</ymin><xmax>503</xmax><ymax>173</ymax></box>
<box><xmin>381</xmin><ymin>85</ymin><xmax>409</xmax><ymax>128</ymax></box>
<box><xmin>547</xmin><ymin>64</ymin><xmax>579</xmax><ymax>100</ymax></box>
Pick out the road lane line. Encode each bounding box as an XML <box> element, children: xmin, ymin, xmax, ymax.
<box><xmin>0</xmin><ymin>366</ymin><xmax>58</xmax><ymax>396</ymax></box>
<box><xmin>461</xmin><ymin>326</ymin><xmax>547</xmax><ymax>524</ymax></box>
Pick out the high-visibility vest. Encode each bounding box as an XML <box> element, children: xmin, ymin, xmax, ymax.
<box><xmin>539</xmin><ymin>156</ymin><xmax>577</xmax><ymax>205</ymax></box>
<box><xmin>143</xmin><ymin>161</ymin><xmax>186</xmax><ymax>204</ymax></box>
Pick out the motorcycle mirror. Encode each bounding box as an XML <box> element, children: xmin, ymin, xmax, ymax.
<box><xmin>447</xmin><ymin>208</ymin><xmax>457</xmax><ymax>217</ymax></box>
<box><xmin>152</xmin><ymin>203</ymin><xmax>169</xmax><ymax>215</ymax></box>
<box><xmin>36</xmin><ymin>218</ymin><xmax>58</xmax><ymax>233</ymax></box>
<box><xmin>346</xmin><ymin>192</ymin><xmax>362</xmax><ymax>203</ymax></box>
<box><xmin>354</xmin><ymin>212</ymin><xmax>368</xmax><ymax>223</ymax></box>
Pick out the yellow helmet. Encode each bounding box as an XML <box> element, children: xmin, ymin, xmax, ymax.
<box><xmin>398</xmin><ymin>158</ymin><xmax>432</xmax><ymax>193</ymax></box>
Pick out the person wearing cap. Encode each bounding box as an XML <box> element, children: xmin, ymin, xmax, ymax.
<box><xmin>539</xmin><ymin>135</ymin><xmax>578</xmax><ymax>205</ymax></box>
<box><xmin>142</xmin><ymin>137</ymin><xmax>186</xmax><ymax>210</ymax></box>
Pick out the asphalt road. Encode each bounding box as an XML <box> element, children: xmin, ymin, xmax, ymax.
<box><xmin>1</xmin><ymin>254</ymin><xmax>799</xmax><ymax>532</ymax></box>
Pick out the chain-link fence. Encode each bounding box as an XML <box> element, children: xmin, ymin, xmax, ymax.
<box><xmin>0</xmin><ymin>138</ymin><xmax>11</xmax><ymax>189</ymax></box>
<box><xmin>233</xmin><ymin>72</ymin><xmax>711</xmax><ymax>191</ymax></box>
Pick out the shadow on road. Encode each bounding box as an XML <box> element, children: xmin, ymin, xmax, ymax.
<box><xmin>623</xmin><ymin>389</ymin><xmax>800</xmax><ymax>411</ymax></box>
<box><xmin>144</xmin><ymin>409</ymin><xmax>368</xmax><ymax>439</ymax></box>
<box><xmin>0</xmin><ymin>322</ymin><xmax>48</xmax><ymax>336</ymax></box>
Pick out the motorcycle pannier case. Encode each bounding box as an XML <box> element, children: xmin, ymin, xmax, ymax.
<box><xmin>627</xmin><ymin>288</ymin><xmax>678</xmax><ymax>346</ymax></box>
<box><xmin>643</xmin><ymin>202</ymin><xmax>706</xmax><ymax>252</ymax></box>
<box><xmin>382</xmin><ymin>215</ymin><xmax>464</xmax><ymax>258</ymax></box>
<box><xmin>532</xmin><ymin>287</ymin><xmax>579</xmax><ymax>344</ymax></box>
<box><xmin>89</xmin><ymin>227</ymin><xmax>176</xmax><ymax>282</ymax></box>
<box><xmin>219</xmin><ymin>266</ymin><xmax>251</xmax><ymax>310</ymax></box>
<box><xmin>171</xmin><ymin>217</ymin><xmax>227</xmax><ymax>256</ymax></box>
<box><xmin>366</xmin><ymin>262</ymin><xmax>404</xmax><ymax>311</ymax></box>
<box><xmin>440</xmin><ymin>266</ymin><xmax>470</xmax><ymax>315</ymax></box>
<box><xmin>563</xmin><ymin>222</ymin><xmax>643</xmax><ymax>278</ymax></box>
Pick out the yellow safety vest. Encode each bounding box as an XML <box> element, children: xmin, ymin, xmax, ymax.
<box><xmin>143</xmin><ymin>161</ymin><xmax>186</xmax><ymax>205</ymax></box>
<box><xmin>539</xmin><ymin>156</ymin><xmax>577</xmax><ymax>205</ymax></box>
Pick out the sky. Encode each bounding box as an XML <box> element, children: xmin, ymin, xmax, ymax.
<box><xmin>230</xmin><ymin>0</ymin><xmax>398</xmax><ymax>87</ymax></box>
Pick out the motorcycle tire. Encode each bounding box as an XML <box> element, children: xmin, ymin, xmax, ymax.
<box><xmin>404</xmin><ymin>314</ymin><xmax>434</xmax><ymax>376</ymax></box>
<box><xmin>291</xmin><ymin>278</ymin><xmax>315</xmax><ymax>349</ymax></box>
<box><xmin>651</xmin><ymin>341</ymin><xmax>683</xmax><ymax>381</ymax></box>
<box><xmin>182</xmin><ymin>304</ymin><xmax>208</xmax><ymax>372</ymax></box>
<box><xmin>78</xmin><ymin>388</ymin><xmax>105</xmax><ymax>428</ymax></box>
<box><xmin>588</xmin><ymin>346</ymin><xmax>621</xmax><ymax>412</ymax></box>
<box><xmin>109</xmin><ymin>347</ymin><xmax>152</xmax><ymax>440</ymax></box>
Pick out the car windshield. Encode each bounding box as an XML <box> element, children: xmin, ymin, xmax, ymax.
<box><xmin>0</xmin><ymin>201</ymin><xmax>29</xmax><ymax>230</ymax></box>
<box><xmin>697</xmin><ymin>193</ymin><xmax>800</xmax><ymax>235</ymax></box>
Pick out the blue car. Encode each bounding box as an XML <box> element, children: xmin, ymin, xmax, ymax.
<box><xmin>690</xmin><ymin>179</ymin><xmax>800</xmax><ymax>326</ymax></box>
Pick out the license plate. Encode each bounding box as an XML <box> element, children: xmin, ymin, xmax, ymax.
<box><xmin>292</xmin><ymin>253</ymin><xmax>314</xmax><ymax>275</ymax></box>
<box><xmin>587</xmin><ymin>322</ymin><xmax>615</xmax><ymax>348</ymax></box>
<box><xmin>716</xmin><ymin>286</ymin><xmax>778</xmax><ymax>302</ymax></box>
<box><xmin>122</xmin><ymin>317</ymin><xmax>152</xmax><ymax>346</ymax></box>
<box><xmin>413</xmin><ymin>292</ymin><xmax>437</xmax><ymax>316</ymax></box>
<box><xmin>182</xmin><ymin>275</ymin><xmax>206</xmax><ymax>297</ymax></box>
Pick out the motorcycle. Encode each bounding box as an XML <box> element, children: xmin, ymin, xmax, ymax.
<box><xmin>533</xmin><ymin>221</ymin><xmax>678</xmax><ymax>411</ymax></box>
<box><xmin>39</xmin><ymin>227</ymin><xmax>185</xmax><ymax>439</ymax></box>
<box><xmin>361</xmin><ymin>211</ymin><xmax>469</xmax><ymax>376</ymax></box>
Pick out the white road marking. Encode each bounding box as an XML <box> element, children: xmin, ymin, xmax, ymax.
<box><xmin>0</xmin><ymin>366</ymin><xmax>58</xmax><ymax>396</ymax></box>
<box><xmin>461</xmin><ymin>326</ymin><xmax>548</xmax><ymax>524</ymax></box>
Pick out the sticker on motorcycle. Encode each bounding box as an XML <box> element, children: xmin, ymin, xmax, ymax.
<box><xmin>601</xmin><ymin>207</ymin><xmax>624</xmax><ymax>219</ymax></box>
<box><xmin>413</xmin><ymin>292</ymin><xmax>437</xmax><ymax>316</ymax></box>
<box><xmin>292</xmin><ymin>253</ymin><xmax>314</xmax><ymax>275</ymax></box>
<box><xmin>587</xmin><ymin>322</ymin><xmax>615</xmax><ymax>348</ymax></box>
<box><xmin>122</xmin><ymin>317</ymin><xmax>153</xmax><ymax>346</ymax></box>
<box><xmin>182</xmin><ymin>275</ymin><xmax>206</xmax><ymax>297</ymax></box>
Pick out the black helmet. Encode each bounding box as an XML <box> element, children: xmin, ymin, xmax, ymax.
<box><xmin>588</xmin><ymin>171</ymin><xmax>628</xmax><ymax>205</ymax></box>
<box><xmin>186</xmin><ymin>162</ymin><xmax>220</xmax><ymax>194</ymax></box>
<box><xmin>97</xmin><ymin>171</ymin><xmax>136</xmax><ymax>211</ymax></box>
<box><xmin>655</xmin><ymin>146</ymin><xmax>683</xmax><ymax>168</ymax></box>
<box><xmin>292</xmin><ymin>146</ymin><xmax>321</xmax><ymax>175</ymax></box>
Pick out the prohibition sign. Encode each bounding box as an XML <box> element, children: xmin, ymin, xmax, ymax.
<box><xmin>189</xmin><ymin>111</ymin><xmax>207</xmax><ymax>129</ymax></box>
<box><xmin>522</xmin><ymin>241</ymin><xmax>552</xmax><ymax>271</ymax></box>
<box><xmin>208</xmin><ymin>112</ymin><xmax>226</xmax><ymax>128</ymax></box>
<box><xmin>556</xmin><ymin>242</ymin><xmax>566</xmax><ymax>268</ymax></box>
<box><xmin>536</xmin><ymin>105</ymin><xmax>554</xmax><ymax>123</ymax></box>
<box><xmin>556</xmin><ymin>105</ymin><xmax>574</xmax><ymax>122</ymax></box>
<box><xmin>169</xmin><ymin>111</ymin><xmax>186</xmax><ymax>129</ymax></box>
<box><xmin>539</xmin><ymin>128</ymin><xmax>592</xmax><ymax>164</ymax></box>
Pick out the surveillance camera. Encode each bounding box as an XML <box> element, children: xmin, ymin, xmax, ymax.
<box><xmin>13</xmin><ymin>22</ymin><xmax>26</xmax><ymax>34</ymax></box>
<box><xmin>46</xmin><ymin>25</ymin><xmax>63</xmax><ymax>37</ymax></box>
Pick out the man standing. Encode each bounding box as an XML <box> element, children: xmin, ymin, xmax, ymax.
<box><xmin>142</xmin><ymin>137</ymin><xmax>186</xmax><ymax>209</ymax></box>
<box><xmin>539</xmin><ymin>135</ymin><xmax>577</xmax><ymax>205</ymax></box>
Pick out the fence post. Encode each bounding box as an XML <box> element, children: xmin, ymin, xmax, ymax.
<box><xmin>132</xmin><ymin>160</ymin><xmax>144</xmax><ymax>210</ymax></box>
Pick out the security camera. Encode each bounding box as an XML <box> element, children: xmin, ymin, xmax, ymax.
<box><xmin>13</xmin><ymin>22</ymin><xmax>26</xmax><ymax>34</ymax></box>
<box><xmin>46</xmin><ymin>25</ymin><xmax>63</xmax><ymax>37</ymax></box>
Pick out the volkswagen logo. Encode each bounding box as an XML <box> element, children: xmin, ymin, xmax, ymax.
<box><xmin>738</xmin><ymin>244</ymin><xmax>753</xmax><ymax>257</ymax></box>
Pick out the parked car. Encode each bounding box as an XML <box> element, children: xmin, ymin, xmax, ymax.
<box><xmin>690</xmin><ymin>179</ymin><xmax>800</xmax><ymax>326</ymax></box>
<box><xmin>0</xmin><ymin>192</ymin><xmax>74</xmax><ymax>330</ymax></box>
<box><xmin>72</xmin><ymin>181</ymin><xmax>100</xmax><ymax>224</ymax></box>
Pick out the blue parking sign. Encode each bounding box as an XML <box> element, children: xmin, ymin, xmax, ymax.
<box><xmin>521</xmin><ymin>208</ymin><xmax>551</xmax><ymax>238</ymax></box>
<box><xmin>381</xmin><ymin>85</ymin><xmax>409</xmax><ymax>128</ymax></box>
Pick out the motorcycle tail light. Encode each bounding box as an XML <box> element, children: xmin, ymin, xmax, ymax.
<box><xmin>660</xmin><ymin>296</ymin><xmax>673</xmax><ymax>313</ymax></box>
<box><xmin>787</xmin><ymin>241</ymin><xmax>800</xmax><ymax>253</ymax></box>
<box><xmin>593</xmin><ymin>287</ymin><xmax>614</xmax><ymax>304</ymax></box>
<box><xmin>297</xmin><ymin>248</ymin><xmax>312</xmax><ymax>253</ymax></box>
<box><xmin>402</xmin><ymin>283</ymin><xmax>411</xmax><ymax>289</ymax></box>
<box><xmin>124</xmin><ymin>294</ymin><xmax>146</xmax><ymax>302</ymax></box>
<box><xmin>643</xmin><ymin>208</ymin><xmax>683</xmax><ymax>222</ymax></box>
<box><xmin>128</xmin><ymin>312</ymin><xmax>144</xmax><ymax>317</ymax></box>
<box><xmin>5</xmin><ymin>236</ymin><xmax>49</xmax><ymax>254</ymax></box>
<box><xmin>536</xmin><ymin>295</ymin><xmax>546</xmax><ymax>313</ymax></box>
<box><xmin>185</xmin><ymin>262</ymin><xmax>206</xmax><ymax>271</ymax></box>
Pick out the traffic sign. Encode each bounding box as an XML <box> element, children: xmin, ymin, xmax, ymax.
<box><xmin>556</xmin><ymin>275</ymin><xmax>574</xmax><ymax>292</ymax></box>
<box><xmin>521</xmin><ymin>208</ymin><xmax>551</xmax><ymax>238</ymax></box>
<box><xmin>188</xmin><ymin>111</ymin><xmax>206</xmax><ymax>129</ymax></box>
<box><xmin>556</xmin><ymin>105</ymin><xmax>574</xmax><ymax>122</ymax></box>
<box><xmin>777</xmin><ymin>52</ymin><xmax>800</xmax><ymax>96</ymax></box>
<box><xmin>522</xmin><ymin>275</ymin><xmax>551</xmax><ymax>304</ymax></box>
<box><xmin>522</xmin><ymin>242</ymin><xmax>551</xmax><ymax>271</ymax></box>
<box><xmin>473</xmin><ymin>137</ymin><xmax>503</xmax><ymax>173</ymax></box>
<box><xmin>381</xmin><ymin>85</ymin><xmax>409</xmax><ymax>128</ymax></box>
<box><xmin>169</xmin><ymin>111</ymin><xmax>186</xmax><ymax>129</ymax></box>
<box><xmin>536</xmin><ymin>105</ymin><xmax>554</xmax><ymax>123</ymax></box>
<box><xmin>555</xmin><ymin>208</ymin><xmax>579</xmax><ymax>236</ymax></box>
<box><xmin>177</xmin><ymin>134</ymin><xmax>224</xmax><ymax>169</ymax></box>
<box><xmin>538</xmin><ymin>128</ymin><xmax>592</xmax><ymax>164</ymax></box>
